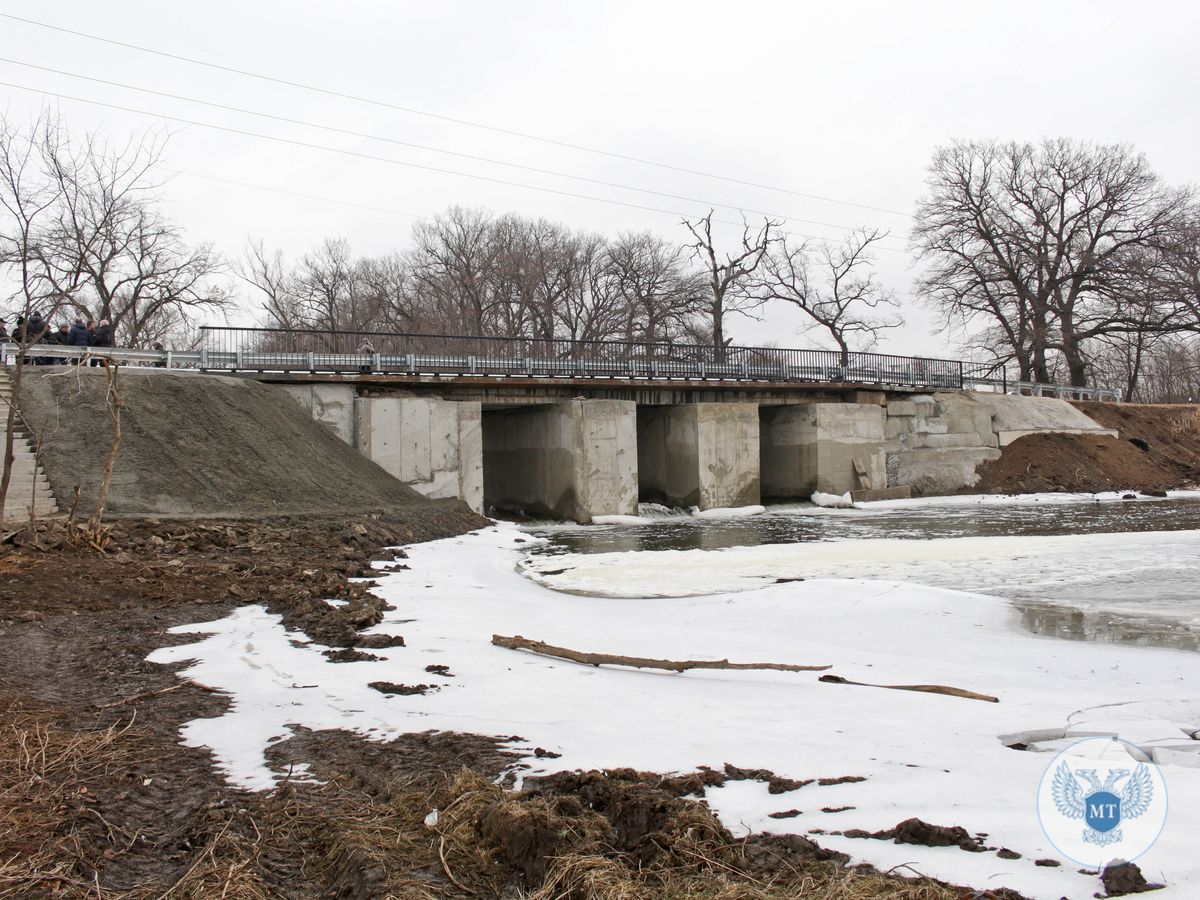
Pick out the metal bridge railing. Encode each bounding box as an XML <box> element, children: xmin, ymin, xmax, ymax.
<box><xmin>193</xmin><ymin>327</ymin><xmax>968</xmax><ymax>389</ymax></box>
<box><xmin>0</xmin><ymin>334</ymin><xmax>1122</xmax><ymax>401</ymax></box>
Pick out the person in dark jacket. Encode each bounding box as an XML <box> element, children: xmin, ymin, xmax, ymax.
<box><xmin>25</xmin><ymin>312</ymin><xmax>47</xmax><ymax>343</ymax></box>
<box><xmin>67</xmin><ymin>318</ymin><xmax>91</xmax><ymax>364</ymax></box>
<box><xmin>0</xmin><ymin>319</ymin><xmax>8</xmax><ymax>341</ymax></box>
<box><xmin>23</xmin><ymin>312</ymin><xmax>49</xmax><ymax>364</ymax></box>
<box><xmin>91</xmin><ymin>319</ymin><xmax>113</xmax><ymax>347</ymax></box>
<box><xmin>68</xmin><ymin>318</ymin><xmax>91</xmax><ymax>346</ymax></box>
<box><xmin>51</xmin><ymin>322</ymin><xmax>71</xmax><ymax>363</ymax></box>
<box><xmin>90</xmin><ymin>318</ymin><xmax>113</xmax><ymax>366</ymax></box>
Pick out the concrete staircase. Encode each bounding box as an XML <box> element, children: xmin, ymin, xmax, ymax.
<box><xmin>0</xmin><ymin>368</ymin><xmax>58</xmax><ymax>523</ymax></box>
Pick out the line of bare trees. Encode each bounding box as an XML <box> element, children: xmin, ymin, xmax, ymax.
<box><xmin>3</xmin><ymin>113</ymin><xmax>902</xmax><ymax>361</ymax></box>
<box><xmin>913</xmin><ymin>138</ymin><xmax>1200</xmax><ymax>399</ymax></box>
<box><xmin>239</xmin><ymin>208</ymin><xmax>902</xmax><ymax>364</ymax></box>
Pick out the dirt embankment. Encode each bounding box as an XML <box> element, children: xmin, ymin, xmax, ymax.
<box><xmin>1</xmin><ymin>517</ymin><xmax>1020</xmax><ymax>899</ymax></box>
<box><xmin>974</xmin><ymin>402</ymin><xmax>1200</xmax><ymax>494</ymax></box>
<box><xmin>17</xmin><ymin>369</ymin><xmax>438</xmax><ymax>518</ymax></box>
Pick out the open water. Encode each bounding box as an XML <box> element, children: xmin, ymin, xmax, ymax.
<box><xmin>523</xmin><ymin>494</ymin><xmax>1200</xmax><ymax>651</ymax></box>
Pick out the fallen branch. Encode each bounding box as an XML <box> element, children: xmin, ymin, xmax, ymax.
<box><xmin>95</xmin><ymin>680</ymin><xmax>217</xmax><ymax>709</ymax></box>
<box><xmin>491</xmin><ymin>634</ymin><xmax>830</xmax><ymax>673</ymax></box>
<box><xmin>818</xmin><ymin>674</ymin><xmax>998</xmax><ymax>703</ymax></box>
<box><xmin>438</xmin><ymin>836</ymin><xmax>475</xmax><ymax>896</ymax></box>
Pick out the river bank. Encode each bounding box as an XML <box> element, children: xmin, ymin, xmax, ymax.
<box><xmin>91</xmin><ymin>518</ymin><xmax>1200</xmax><ymax>899</ymax></box>
<box><xmin>2</xmin><ymin>514</ymin><xmax>998</xmax><ymax>899</ymax></box>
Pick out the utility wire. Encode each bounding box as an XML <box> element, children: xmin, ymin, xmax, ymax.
<box><xmin>169</xmin><ymin>169</ymin><xmax>424</xmax><ymax>219</ymax></box>
<box><xmin>0</xmin><ymin>10</ymin><xmax>914</xmax><ymax>219</ymax></box>
<box><xmin>0</xmin><ymin>56</ymin><xmax>907</xmax><ymax>240</ymax></box>
<box><xmin>0</xmin><ymin>78</ymin><xmax>910</xmax><ymax>253</ymax></box>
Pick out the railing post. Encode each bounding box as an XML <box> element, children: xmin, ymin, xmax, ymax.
<box><xmin>199</xmin><ymin>349</ymin><xmax>209</xmax><ymax>369</ymax></box>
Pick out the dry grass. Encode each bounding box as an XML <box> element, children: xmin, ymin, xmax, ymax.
<box><xmin>0</xmin><ymin>705</ymin><xmax>137</xmax><ymax>897</ymax></box>
<box><xmin>0</xmin><ymin>710</ymin><xmax>967</xmax><ymax>899</ymax></box>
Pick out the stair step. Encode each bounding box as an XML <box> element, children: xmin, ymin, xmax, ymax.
<box><xmin>0</xmin><ymin>371</ymin><xmax>58</xmax><ymax>515</ymax></box>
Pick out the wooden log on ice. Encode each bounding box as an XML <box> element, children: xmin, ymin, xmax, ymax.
<box><xmin>818</xmin><ymin>674</ymin><xmax>998</xmax><ymax>703</ymax></box>
<box><xmin>491</xmin><ymin>634</ymin><xmax>831</xmax><ymax>673</ymax></box>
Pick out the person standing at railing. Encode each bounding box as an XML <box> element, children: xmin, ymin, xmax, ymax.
<box><xmin>90</xmin><ymin>318</ymin><xmax>113</xmax><ymax>367</ymax></box>
<box><xmin>49</xmin><ymin>322</ymin><xmax>72</xmax><ymax>364</ymax></box>
<box><xmin>67</xmin><ymin>318</ymin><xmax>91</xmax><ymax>364</ymax></box>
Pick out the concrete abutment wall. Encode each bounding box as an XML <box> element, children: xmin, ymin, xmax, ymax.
<box><xmin>280</xmin><ymin>385</ymin><xmax>484</xmax><ymax>512</ymax></box>
<box><xmin>355</xmin><ymin>397</ymin><xmax>483</xmax><ymax>512</ymax></box>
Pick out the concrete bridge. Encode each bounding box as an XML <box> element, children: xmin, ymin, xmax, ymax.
<box><xmin>274</xmin><ymin>377</ymin><xmax>1116</xmax><ymax>521</ymax></box>
<box><xmin>3</xmin><ymin>328</ymin><xmax>1120</xmax><ymax>522</ymax></box>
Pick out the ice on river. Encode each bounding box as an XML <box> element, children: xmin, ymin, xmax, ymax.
<box><xmin>149</xmin><ymin>523</ymin><xmax>1200</xmax><ymax>899</ymax></box>
<box><xmin>521</xmin><ymin>528</ymin><xmax>1200</xmax><ymax>621</ymax></box>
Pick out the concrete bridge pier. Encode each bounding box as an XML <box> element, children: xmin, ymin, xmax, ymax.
<box><xmin>637</xmin><ymin>403</ymin><xmax>760</xmax><ymax>509</ymax></box>
<box><xmin>482</xmin><ymin>400</ymin><xmax>638</xmax><ymax>523</ymax></box>
<box><xmin>759</xmin><ymin>401</ymin><xmax>887</xmax><ymax>498</ymax></box>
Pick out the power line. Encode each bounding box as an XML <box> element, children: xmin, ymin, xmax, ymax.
<box><xmin>0</xmin><ymin>78</ymin><xmax>911</xmax><ymax>253</ymax></box>
<box><xmin>0</xmin><ymin>10</ymin><xmax>914</xmax><ymax>219</ymax></box>
<box><xmin>170</xmin><ymin>170</ymin><xmax>424</xmax><ymax>220</ymax></box>
<box><xmin>0</xmin><ymin>56</ymin><xmax>907</xmax><ymax>239</ymax></box>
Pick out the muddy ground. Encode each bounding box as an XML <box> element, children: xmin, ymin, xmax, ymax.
<box><xmin>1</xmin><ymin>512</ymin><xmax>1036</xmax><ymax>899</ymax></box>
<box><xmin>974</xmin><ymin>402</ymin><xmax>1200</xmax><ymax>494</ymax></box>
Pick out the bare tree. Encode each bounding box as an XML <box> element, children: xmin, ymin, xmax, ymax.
<box><xmin>239</xmin><ymin>239</ymin><xmax>300</xmax><ymax>330</ymax></box>
<box><xmin>407</xmin><ymin>207</ymin><xmax>503</xmax><ymax>335</ymax></box>
<box><xmin>34</xmin><ymin>120</ymin><xmax>228</xmax><ymax>346</ymax></box>
<box><xmin>241</xmin><ymin>238</ymin><xmax>416</xmax><ymax>335</ymax></box>
<box><xmin>604</xmin><ymin>232</ymin><xmax>705</xmax><ymax>346</ymax></box>
<box><xmin>683</xmin><ymin>211</ymin><xmax>779</xmax><ymax>361</ymax></box>
<box><xmin>913</xmin><ymin>139</ymin><xmax>1192</xmax><ymax>386</ymax></box>
<box><xmin>763</xmin><ymin>229</ymin><xmax>903</xmax><ymax>364</ymax></box>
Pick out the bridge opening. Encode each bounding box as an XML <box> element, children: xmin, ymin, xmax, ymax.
<box><xmin>481</xmin><ymin>401</ymin><xmax>638</xmax><ymax>524</ymax></box>
<box><xmin>637</xmin><ymin>404</ymin><xmax>760</xmax><ymax>510</ymax></box>
<box><xmin>759</xmin><ymin>401</ymin><xmax>891</xmax><ymax>500</ymax></box>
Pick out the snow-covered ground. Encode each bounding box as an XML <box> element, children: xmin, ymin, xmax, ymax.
<box><xmin>150</xmin><ymin>522</ymin><xmax>1200</xmax><ymax>899</ymax></box>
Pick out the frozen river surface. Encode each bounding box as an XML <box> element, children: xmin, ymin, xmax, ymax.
<box><xmin>525</xmin><ymin>492</ymin><xmax>1200</xmax><ymax>650</ymax></box>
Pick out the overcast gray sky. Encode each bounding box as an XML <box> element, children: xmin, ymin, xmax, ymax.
<box><xmin>2</xmin><ymin>0</ymin><xmax>1198</xmax><ymax>355</ymax></box>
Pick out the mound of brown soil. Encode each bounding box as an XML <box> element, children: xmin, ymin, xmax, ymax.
<box><xmin>17</xmin><ymin>369</ymin><xmax>440</xmax><ymax>518</ymax></box>
<box><xmin>974</xmin><ymin>402</ymin><xmax>1200</xmax><ymax>494</ymax></box>
<box><xmin>1074</xmin><ymin>402</ymin><xmax>1200</xmax><ymax>485</ymax></box>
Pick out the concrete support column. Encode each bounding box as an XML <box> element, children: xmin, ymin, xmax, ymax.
<box><xmin>355</xmin><ymin>397</ymin><xmax>484</xmax><ymax>512</ymax></box>
<box><xmin>637</xmin><ymin>403</ymin><xmax>760</xmax><ymax>509</ymax></box>
<box><xmin>760</xmin><ymin>402</ymin><xmax>885</xmax><ymax>498</ymax></box>
<box><xmin>482</xmin><ymin>400</ymin><xmax>637</xmax><ymax>523</ymax></box>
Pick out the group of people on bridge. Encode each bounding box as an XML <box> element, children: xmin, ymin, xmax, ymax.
<box><xmin>0</xmin><ymin>312</ymin><xmax>113</xmax><ymax>364</ymax></box>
